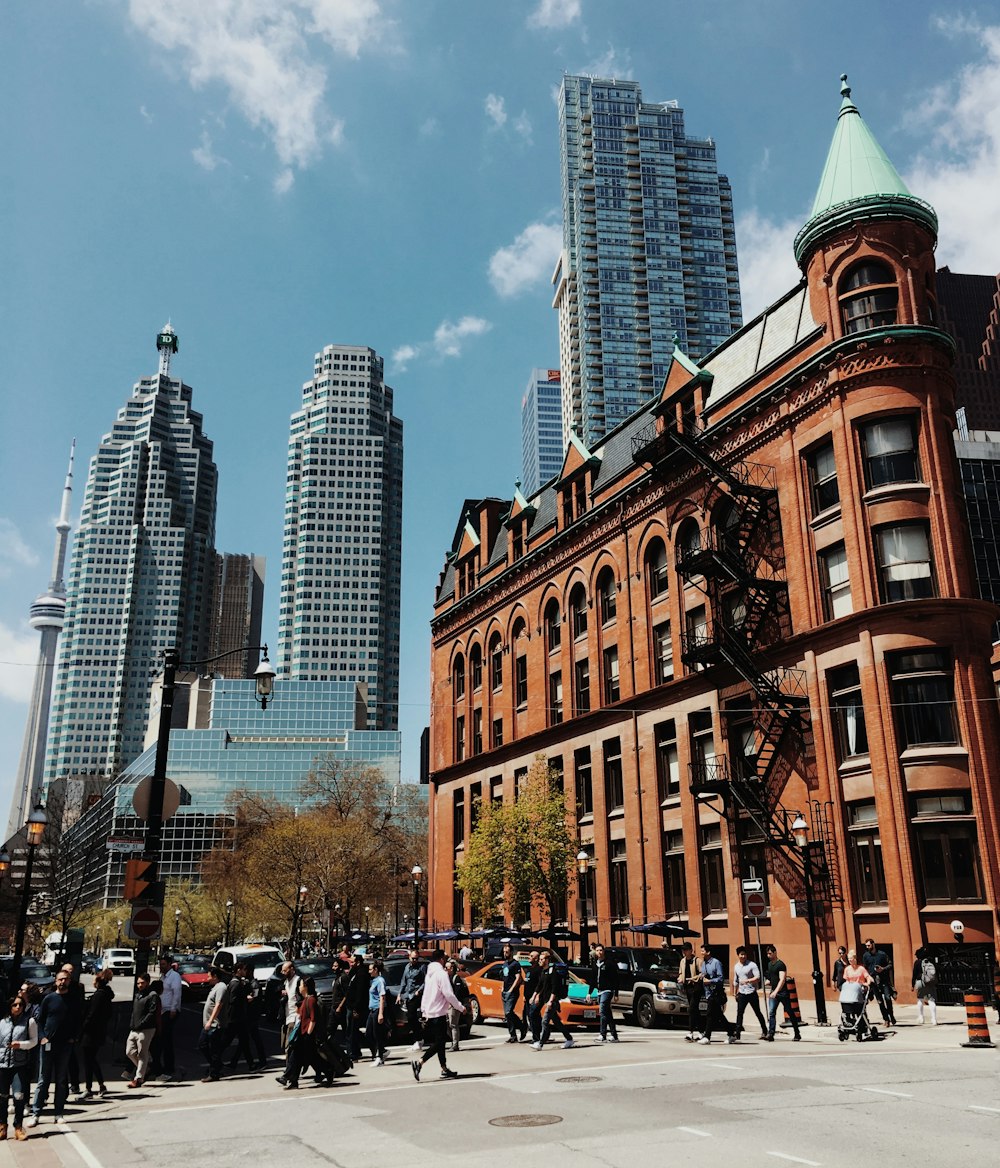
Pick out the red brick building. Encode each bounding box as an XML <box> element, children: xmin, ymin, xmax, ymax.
<box><xmin>427</xmin><ymin>79</ymin><xmax>1000</xmax><ymax>1001</ymax></box>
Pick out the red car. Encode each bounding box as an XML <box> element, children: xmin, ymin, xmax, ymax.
<box><xmin>176</xmin><ymin>956</ymin><xmax>213</xmax><ymax>999</ymax></box>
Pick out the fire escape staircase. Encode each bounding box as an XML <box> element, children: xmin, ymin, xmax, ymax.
<box><xmin>633</xmin><ymin>415</ymin><xmax>840</xmax><ymax>908</ymax></box>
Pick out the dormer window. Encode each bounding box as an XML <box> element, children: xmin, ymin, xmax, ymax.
<box><xmin>839</xmin><ymin>260</ymin><xmax>897</xmax><ymax>335</ymax></box>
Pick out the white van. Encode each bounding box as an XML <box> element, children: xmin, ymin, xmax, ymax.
<box><xmin>211</xmin><ymin>944</ymin><xmax>284</xmax><ymax>984</ymax></box>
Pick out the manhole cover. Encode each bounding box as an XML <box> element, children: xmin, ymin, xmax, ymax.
<box><xmin>489</xmin><ymin>1114</ymin><xmax>564</xmax><ymax>1128</ymax></box>
<box><xmin>556</xmin><ymin>1075</ymin><xmax>603</xmax><ymax>1083</ymax></box>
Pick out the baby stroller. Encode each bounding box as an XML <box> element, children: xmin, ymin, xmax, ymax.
<box><xmin>838</xmin><ymin>981</ymin><xmax>881</xmax><ymax>1041</ymax></box>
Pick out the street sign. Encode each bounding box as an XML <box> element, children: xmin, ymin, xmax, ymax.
<box><xmin>745</xmin><ymin>891</ymin><xmax>768</xmax><ymax>918</ymax></box>
<box><xmin>132</xmin><ymin>775</ymin><xmax>181</xmax><ymax>822</ymax></box>
<box><xmin>128</xmin><ymin>904</ymin><xmax>162</xmax><ymax>941</ymax></box>
<box><xmin>106</xmin><ymin>837</ymin><xmax>144</xmax><ymax>853</ymax></box>
<box><xmin>741</xmin><ymin>877</ymin><xmax>764</xmax><ymax>893</ymax></box>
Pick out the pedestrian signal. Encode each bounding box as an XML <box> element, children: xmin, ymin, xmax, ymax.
<box><xmin>124</xmin><ymin>858</ymin><xmax>154</xmax><ymax>901</ymax></box>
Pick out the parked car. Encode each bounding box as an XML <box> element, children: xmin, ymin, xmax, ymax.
<box><xmin>81</xmin><ymin>951</ymin><xmax>101</xmax><ymax>973</ymax></box>
<box><xmin>175</xmin><ymin>955</ymin><xmax>214</xmax><ymax>999</ymax></box>
<box><xmin>263</xmin><ymin>957</ymin><xmax>341</xmax><ymax>1020</ymax></box>
<box><xmin>101</xmin><ymin>948</ymin><xmax>136</xmax><ymax>977</ymax></box>
<box><xmin>598</xmin><ymin>945</ymin><xmax>700</xmax><ymax>1028</ymax></box>
<box><xmin>463</xmin><ymin>960</ymin><xmax>599</xmax><ymax>1029</ymax></box>
<box><xmin>211</xmin><ymin>945</ymin><xmax>284</xmax><ymax>985</ymax></box>
<box><xmin>0</xmin><ymin>956</ymin><xmax>55</xmax><ymax>992</ymax></box>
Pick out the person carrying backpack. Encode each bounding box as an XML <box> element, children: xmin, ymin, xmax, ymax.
<box><xmin>912</xmin><ymin>949</ymin><xmax>937</xmax><ymax>1025</ymax></box>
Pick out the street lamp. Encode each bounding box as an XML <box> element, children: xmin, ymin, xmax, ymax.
<box><xmin>117</xmin><ymin>919</ymin><xmax>123</xmax><ymax>946</ymax></box>
<box><xmin>411</xmin><ymin>865</ymin><xmax>422</xmax><ymax>951</ymax></box>
<box><xmin>293</xmin><ymin>885</ymin><xmax>307</xmax><ymax>954</ymax></box>
<box><xmin>364</xmin><ymin>905</ymin><xmax>371</xmax><ymax>933</ymax></box>
<box><xmin>224</xmin><ymin>900</ymin><xmax>234</xmax><ymax>947</ymax></box>
<box><xmin>11</xmin><ymin>803</ymin><xmax>48</xmax><ymax>983</ymax></box>
<box><xmin>136</xmin><ymin>644</ymin><xmax>274</xmax><ymax>976</ymax></box>
<box><xmin>577</xmin><ymin>849</ymin><xmax>593</xmax><ymax>963</ymax></box>
<box><xmin>173</xmin><ymin>908</ymin><xmax>181</xmax><ymax>950</ymax></box>
<box><xmin>791</xmin><ymin>813</ymin><xmax>828</xmax><ymax>1026</ymax></box>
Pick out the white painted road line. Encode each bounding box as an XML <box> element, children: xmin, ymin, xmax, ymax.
<box><xmin>766</xmin><ymin>1153</ymin><xmax>821</xmax><ymax>1166</ymax></box>
<box><xmin>969</xmin><ymin>1104</ymin><xmax>1000</xmax><ymax>1114</ymax></box>
<box><xmin>66</xmin><ymin>1130</ymin><xmax>107</xmax><ymax>1168</ymax></box>
<box><xmin>859</xmin><ymin>1086</ymin><xmax>913</xmax><ymax>1098</ymax></box>
<box><xmin>709</xmin><ymin>1062</ymin><xmax>742</xmax><ymax>1070</ymax></box>
<box><xmin>676</xmin><ymin>1126</ymin><xmax>712</xmax><ymax>1137</ymax></box>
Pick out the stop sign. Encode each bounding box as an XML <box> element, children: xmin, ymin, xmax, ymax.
<box><xmin>130</xmin><ymin>904</ymin><xmax>162</xmax><ymax>940</ymax></box>
<box><xmin>745</xmin><ymin>891</ymin><xmax>767</xmax><ymax>918</ymax></box>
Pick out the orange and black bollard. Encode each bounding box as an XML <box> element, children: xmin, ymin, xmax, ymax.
<box><xmin>992</xmin><ymin>968</ymin><xmax>1000</xmax><ymax>1022</ymax></box>
<box><xmin>785</xmin><ymin>976</ymin><xmax>804</xmax><ymax>1026</ymax></box>
<box><xmin>961</xmin><ymin>992</ymin><xmax>995</xmax><ymax>1048</ymax></box>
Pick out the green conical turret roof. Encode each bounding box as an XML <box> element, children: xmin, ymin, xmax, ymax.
<box><xmin>793</xmin><ymin>75</ymin><xmax>937</xmax><ymax>267</ymax></box>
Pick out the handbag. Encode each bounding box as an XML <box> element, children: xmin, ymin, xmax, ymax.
<box><xmin>286</xmin><ymin>1020</ymin><xmax>301</xmax><ymax>1047</ymax></box>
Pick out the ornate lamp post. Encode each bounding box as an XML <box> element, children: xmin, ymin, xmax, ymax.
<box><xmin>224</xmin><ymin>900</ymin><xmax>234</xmax><ymax>947</ymax></box>
<box><xmin>116</xmin><ymin>919</ymin><xmax>123</xmax><ymax>946</ymax></box>
<box><xmin>576</xmin><ymin>849</ymin><xmax>593</xmax><ymax>964</ymax></box>
<box><xmin>411</xmin><ymin>865</ymin><xmax>422</xmax><ymax>950</ymax></box>
<box><xmin>792</xmin><ymin>813</ymin><xmax>828</xmax><ymax>1025</ymax></box>
<box><xmin>173</xmin><ymin>908</ymin><xmax>181</xmax><ymax>950</ymax></box>
<box><xmin>11</xmin><ymin>803</ymin><xmax>48</xmax><ymax>983</ymax></box>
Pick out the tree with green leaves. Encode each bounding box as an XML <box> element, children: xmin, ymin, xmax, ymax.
<box><xmin>456</xmin><ymin>754</ymin><xmax>574</xmax><ymax>926</ymax></box>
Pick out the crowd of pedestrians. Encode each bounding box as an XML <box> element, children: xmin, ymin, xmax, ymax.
<box><xmin>0</xmin><ymin>932</ymin><xmax>948</xmax><ymax>1134</ymax></box>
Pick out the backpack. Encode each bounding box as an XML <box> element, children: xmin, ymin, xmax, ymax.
<box><xmin>921</xmin><ymin>957</ymin><xmax>937</xmax><ymax>984</ymax></box>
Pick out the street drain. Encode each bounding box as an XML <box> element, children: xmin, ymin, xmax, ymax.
<box><xmin>556</xmin><ymin>1075</ymin><xmax>603</xmax><ymax>1083</ymax></box>
<box><xmin>489</xmin><ymin>1114</ymin><xmax>564</xmax><ymax>1128</ymax></box>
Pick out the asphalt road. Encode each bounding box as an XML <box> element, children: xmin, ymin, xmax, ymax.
<box><xmin>5</xmin><ymin>995</ymin><xmax>999</xmax><ymax>1168</ymax></box>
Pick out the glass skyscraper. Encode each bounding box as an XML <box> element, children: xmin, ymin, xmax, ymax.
<box><xmin>44</xmin><ymin>325</ymin><xmax>218</xmax><ymax>790</ymax></box>
<box><xmin>60</xmin><ymin>679</ymin><xmax>402</xmax><ymax>905</ymax></box>
<box><xmin>520</xmin><ymin>367</ymin><xmax>563</xmax><ymax>496</ymax></box>
<box><xmin>553</xmin><ymin>75</ymin><xmax>743</xmax><ymax>447</ymax></box>
<box><xmin>278</xmin><ymin>344</ymin><xmax>403</xmax><ymax>730</ymax></box>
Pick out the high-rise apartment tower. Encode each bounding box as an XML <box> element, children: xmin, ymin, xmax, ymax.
<box><xmin>208</xmin><ymin>553</ymin><xmax>265</xmax><ymax>678</ymax></box>
<box><xmin>43</xmin><ymin>325</ymin><xmax>218</xmax><ymax>789</ymax></box>
<box><xmin>520</xmin><ymin>368</ymin><xmax>563</xmax><ymax>496</ymax></box>
<box><xmin>553</xmin><ymin>75</ymin><xmax>742</xmax><ymax>447</ymax></box>
<box><xmin>278</xmin><ymin>343</ymin><xmax>403</xmax><ymax>730</ymax></box>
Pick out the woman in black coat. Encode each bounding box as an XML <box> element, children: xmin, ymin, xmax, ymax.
<box><xmin>80</xmin><ymin>970</ymin><xmax>115</xmax><ymax>1096</ymax></box>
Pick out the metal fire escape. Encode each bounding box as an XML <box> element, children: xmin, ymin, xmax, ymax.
<box><xmin>632</xmin><ymin>411</ymin><xmax>841</xmax><ymax>911</ymax></box>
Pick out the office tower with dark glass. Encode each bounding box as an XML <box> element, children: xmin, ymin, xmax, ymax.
<box><xmin>208</xmin><ymin>553</ymin><xmax>266</xmax><ymax>678</ymax></box>
<box><xmin>278</xmin><ymin>344</ymin><xmax>403</xmax><ymax>730</ymax></box>
<box><xmin>43</xmin><ymin>325</ymin><xmax>218</xmax><ymax>790</ymax></box>
<box><xmin>521</xmin><ymin>368</ymin><xmax>563</xmax><ymax>495</ymax></box>
<box><xmin>553</xmin><ymin>75</ymin><xmax>742</xmax><ymax>446</ymax></box>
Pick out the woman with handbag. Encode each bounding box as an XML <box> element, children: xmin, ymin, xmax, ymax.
<box><xmin>281</xmin><ymin>976</ymin><xmax>318</xmax><ymax>1090</ymax></box>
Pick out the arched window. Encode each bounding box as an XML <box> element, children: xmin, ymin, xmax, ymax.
<box><xmin>597</xmin><ymin>567</ymin><xmax>617</xmax><ymax>625</ymax></box>
<box><xmin>469</xmin><ymin>643</ymin><xmax>483</xmax><ymax>691</ymax></box>
<box><xmin>839</xmin><ymin>260</ymin><xmax>897</xmax><ymax>335</ymax></box>
<box><xmin>544</xmin><ymin>599</ymin><xmax>562</xmax><ymax>653</ymax></box>
<box><xmin>713</xmin><ymin>499</ymin><xmax>741</xmax><ymax>558</ymax></box>
<box><xmin>512</xmin><ymin>618</ymin><xmax>528</xmax><ymax>708</ymax></box>
<box><xmin>489</xmin><ymin>632</ymin><xmax>503</xmax><ymax>691</ymax></box>
<box><xmin>452</xmin><ymin>657</ymin><xmax>465</xmax><ymax>701</ymax></box>
<box><xmin>645</xmin><ymin>539</ymin><xmax>668</xmax><ymax>601</ymax></box>
<box><xmin>676</xmin><ymin>518</ymin><xmax>701</xmax><ymax>567</ymax></box>
<box><xmin>570</xmin><ymin>584</ymin><xmax>588</xmax><ymax>639</ymax></box>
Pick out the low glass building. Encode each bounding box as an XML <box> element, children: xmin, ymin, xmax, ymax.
<box><xmin>62</xmin><ymin>679</ymin><xmax>401</xmax><ymax>906</ymax></box>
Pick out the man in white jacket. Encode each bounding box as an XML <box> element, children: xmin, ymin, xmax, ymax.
<box><xmin>411</xmin><ymin>950</ymin><xmax>465</xmax><ymax>1082</ymax></box>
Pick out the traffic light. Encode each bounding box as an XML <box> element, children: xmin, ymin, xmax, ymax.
<box><xmin>124</xmin><ymin>858</ymin><xmax>155</xmax><ymax>902</ymax></box>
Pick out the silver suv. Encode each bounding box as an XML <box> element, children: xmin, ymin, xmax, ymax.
<box><xmin>602</xmin><ymin>946</ymin><xmax>696</xmax><ymax>1028</ymax></box>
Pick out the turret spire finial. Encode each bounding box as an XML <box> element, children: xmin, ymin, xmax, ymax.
<box><xmin>157</xmin><ymin>320</ymin><xmax>178</xmax><ymax>376</ymax></box>
<box><xmin>840</xmin><ymin>73</ymin><xmax>851</xmax><ymax>99</ymax></box>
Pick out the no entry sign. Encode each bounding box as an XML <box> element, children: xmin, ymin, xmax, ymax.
<box><xmin>129</xmin><ymin>904</ymin><xmax>163</xmax><ymax>941</ymax></box>
<box><xmin>745</xmin><ymin>891</ymin><xmax>767</xmax><ymax>918</ymax></box>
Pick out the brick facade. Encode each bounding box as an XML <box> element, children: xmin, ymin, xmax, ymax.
<box><xmin>427</xmin><ymin>87</ymin><xmax>1000</xmax><ymax>998</ymax></box>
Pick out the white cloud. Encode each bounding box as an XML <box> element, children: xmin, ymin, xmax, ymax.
<box><xmin>0</xmin><ymin>620</ymin><xmax>38</xmax><ymax>703</ymax></box>
<box><xmin>127</xmin><ymin>0</ymin><xmax>393</xmax><ymax>178</ymax></box>
<box><xmin>904</xmin><ymin>21</ymin><xmax>1000</xmax><ymax>271</ymax></box>
<box><xmin>585</xmin><ymin>44</ymin><xmax>632</xmax><ymax>79</ymax></box>
<box><xmin>390</xmin><ymin>317</ymin><xmax>492</xmax><ymax>372</ymax></box>
<box><xmin>527</xmin><ymin>0</ymin><xmax>581</xmax><ymax>30</ymax></box>
<box><xmin>274</xmin><ymin>167</ymin><xmax>295</xmax><ymax>194</ymax></box>
<box><xmin>734</xmin><ymin>209</ymin><xmax>802</xmax><ymax>320</ymax></box>
<box><xmin>512</xmin><ymin>112</ymin><xmax>533</xmax><ymax>143</ymax></box>
<box><xmin>488</xmin><ymin>220</ymin><xmax>563</xmax><ymax>298</ymax></box>
<box><xmin>433</xmin><ymin>316</ymin><xmax>492</xmax><ymax>357</ymax></box>
<box><xmin>0</xmin><ymin>519</ymin><xmax>39</xmax><ymax>580</ymax></box>
<box><xmin>485</xmin><ymin>93</ymin><xmax>507</xmax><ymax>129</ymax></box>
<box><xmin>418</xmin><ymin>117</ymin><xmax>440</xmax><ymax>137</ymax></box>
<box><xmin>139</xmin><ymin>104</ymin><xmax>153</xmax><ymax>123</ymax></box>
<box><xmin>192</xmin><ymin>129</ymin><xmax>225</xmax><ymax>171</ymax></box>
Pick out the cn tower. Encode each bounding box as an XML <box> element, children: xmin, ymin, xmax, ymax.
<box><xmin>5</xmin><ymin>442</ymin><xmax>75</xmax><ymax>841</ymax></box>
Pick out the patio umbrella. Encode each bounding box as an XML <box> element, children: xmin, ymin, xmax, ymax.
<box><xmin>390</xmin><ymin>931</ymin><xmax>417</xmax><ymax>945</ymax></box>
<box><xmin>424</xmin><ymin>928</ymin><xmax>471</xmax><ymax>941</ymax></box>
<box><xmin>467</xmin><ymin>927</ymin><xmax>530</xmax><ymax>942</ymax></box>
<box><xmin>628</xmin><ymin>921</ymin><xmax>701</xmax><ymax>939</ymax></box>
<box><xmin>530</xmin><ymin>925</ymin><xmax>581</xmax><ymax>942</ymax></box>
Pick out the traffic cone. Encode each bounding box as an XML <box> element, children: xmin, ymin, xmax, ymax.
<box><xmin>961</xmin><ymin>992</ymin><xmax>995</xmax><ymax>1048</ymax></box>
<box><xmin>785</xmin><ymin>976</ymin><xmax>803</xmax><ymax>1026</ymax></box>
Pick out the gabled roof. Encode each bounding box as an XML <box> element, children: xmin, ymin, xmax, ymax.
<box><xmin>556</xmin><ymin>429</ymin><xmax>601</xmax><ymax>483</ymax></box>
<box><xmin>793</xmin><ymin>75</ymin><xmax>937</xmax><ymax>266</ymax></box>
<box><xmin>456</xmin><ymin>519</ymin><xmax>480</xmax><ymax>560</ymax></box>
<box><xmin>506</xmin><ymin>482</ymin><xmax>536</xmax><ymax>525</ymax></box>
<box><xmin>657</xmin><ymin>340</ymin><xmax>714</xmax><ymax>409</ymax></box>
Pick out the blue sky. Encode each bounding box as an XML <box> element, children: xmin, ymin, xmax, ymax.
<box><xmin>2</xmin><ymin>1</ymin><xmax>1000</xmax><ymax>819</ymax></box>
